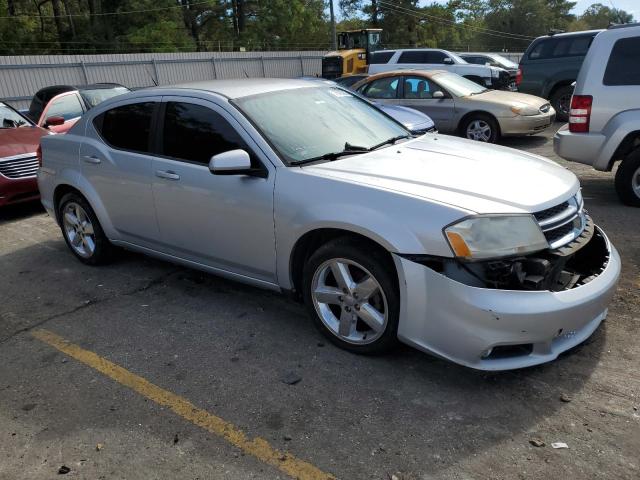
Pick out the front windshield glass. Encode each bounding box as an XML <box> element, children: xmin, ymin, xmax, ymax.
<box><xmin>0</xmin><ymin>104</ymin><xmax>31</xmax><ymax>128</ymax></box>
<box><xmin>235</xmin><ymin>86</ymin><xmax>408</xmax><ymax>165</ymax></box>
<box><xmin>491</xmin><ymin>54</ymin><xmax>518</xmax><ymax>69</ymax></box>
<box><xmin>432</xmin><ymin>72</ymin><xmax>488</xmax><ymax>97</ymax></box>
<box><xmin>80</xmin><ymin>86</ymin><xmax>130</xmax><ymax>108</ymax></box>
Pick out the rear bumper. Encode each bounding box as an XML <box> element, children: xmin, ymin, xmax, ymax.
<box><xmin>394</xmin><ymin>226</ymin><xmax>620</xmax><ymax>370</ymax></box>
<box><xmin>0</xmin><ymin>174</ymin><xmax>39</xmax><ymax>207</ymax></box>
<box><xmin>499</xmin><ymin>110</ymin><xmax>556</xmax><ymax>136</ymax></box>
<box><xmin>553</xmin><ymin>124</ymin><xmax>609</xmax><ymax>170</ymax></box>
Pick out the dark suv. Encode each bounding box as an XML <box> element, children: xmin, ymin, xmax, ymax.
<box><xmin>517</xmin><ymin>30</ymin><xmax>602</xmax><ymax>121</ymax></box>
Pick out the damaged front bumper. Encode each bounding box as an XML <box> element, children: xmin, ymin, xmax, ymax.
<box><xmin>393</xmin><ymin>225</ymin><xmax>620</xmax><ymax>370</ymax></box>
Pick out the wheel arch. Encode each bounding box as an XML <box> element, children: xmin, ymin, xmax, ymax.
<box><xmin>610</xmin><ymin>131</ymin><xmax>640</xmax><ymax>170</ymax></box>
<box><xmin>547</xmin><ymin>80</ymin><xmax>574</xmax><ymax>101</ymax></box>
<box><xmin>288</xmin><ymin>228</ymin><xmax>398</xmax><ymax>302</ymax></box>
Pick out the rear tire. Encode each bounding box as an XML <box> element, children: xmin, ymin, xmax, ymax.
<box><xmin>615</xmin><ymin>148</ymin><xmax>640</xmax><ymax>207</ymax></box>
<box><xmin>57</xmin><ymin>192</ymin><xmax>114</xmax><ymax>265</ymax></box>
<box><xmin>302</xmin><ymin>238</ymin><xmax>400</xmax><ymax>354</ymax></box>
<box><xmin>550</xmin><ymin>85</ymin><xmax>573</xmax><ymax>122</ymax></box>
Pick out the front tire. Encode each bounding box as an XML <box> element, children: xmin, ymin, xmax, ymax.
<box><xmin>58</xmin><ymin>192</ymin><xmax>114</xmax><ymax>265</ymax></box>
<box><xmin>461</xmin><ymin>114</ymin><xmax>499</xmax><ymax>143</ymax></box>
<box><xmin>302</xmin><ymin>238</ymin><xmax>400</xmax><ymax>354</ymax></box>
<box><xmin>615</xmin><ymin>148</ymin><xmax>640</xmax><ymax>207</ymax></box>
<box><xmin>550</xmin><ymin>85</ymin><xmax>573</xmax><ymax>122</ymax></box>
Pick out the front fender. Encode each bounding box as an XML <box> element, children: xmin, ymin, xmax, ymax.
<box><xmin>274</xmin><ymin>168</ymin><xmax>469</xmax><ymax>289</ymax></box>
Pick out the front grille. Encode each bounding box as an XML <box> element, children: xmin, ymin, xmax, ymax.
<box><xmin>533</xmin><ymin>196</ymin><xmax>585</xmax><ymax>249</ymax></box>
<box><xmin>0</xmin><ymin>154</ymin><xmax>39</xmax><ymax>179</ymax></box>
<box><xmin>539</xmin><ymin>103</ymin><xmax>551</xmax><ymax>113</ymax></box>
<box><xmin>534</xmin><ymin>201</ymin><xmax>569</xmax><ymax>222</ymax></box>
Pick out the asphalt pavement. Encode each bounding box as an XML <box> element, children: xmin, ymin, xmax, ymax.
<box><xmin>1</xmin><ymin>125</ymin><xmax>639</xmax><ymax>480</ymax></box>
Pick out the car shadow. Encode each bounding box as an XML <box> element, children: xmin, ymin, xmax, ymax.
<box><xmin>0</xmin><ymin>237</ymin><xmax>608</xmax><ymax>478</ymax></box>
<box><xmin>0</xmin><ymin>200</ymin><xmax>44</xmax><ymax>225</ymax></box>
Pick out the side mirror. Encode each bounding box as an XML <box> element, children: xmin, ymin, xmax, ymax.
<box><xmin>443</xmin><ymin>57</ymin><xmax>454</xmax><ymax>65</ymax></box>
<box><xmin>44</xmin><ymin>116</ymin><xmax>65</xmax><ymax>127</ymax></box>
<box><xmin>209</xmin><ymin>149</ymin><xmax>264</xmax><ymax>177</ymax></box>
<box><xmin>432</xmin><ymin>91</ymin><xmax>445</xmax><ymax>99</ymax></box>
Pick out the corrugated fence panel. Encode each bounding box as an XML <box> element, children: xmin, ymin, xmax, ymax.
<box><xmin>0</xmin><ymin>51</ymin><xmax>521</xmax><ymax>109</ymax></box>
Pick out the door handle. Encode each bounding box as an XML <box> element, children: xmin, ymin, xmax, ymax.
<box><xmin>155</xmin><ymin>170</ymin><xmax>180</xmax><ymax>181</ymax></box>
<box><xmin>82</xmin><ymin>155</ymin><xmax>101</xmax><ymax>164</ymax></box>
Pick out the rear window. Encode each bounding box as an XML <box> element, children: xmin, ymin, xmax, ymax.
<box><xmin>94</xmin><ymin>102</ymin><xmax>155</xmax><ymax>154</ymax></box>
<box><xmin>528</xmin><ymin>35</ymin><xmax>594</xmax><ymax>60</ymax></box>
<box><xmin>603</xmin><ymin>37</ymin><xmax>640</xmax><ymax>86</ymax></box>
<box><xmin>369</xmin><ymin>51</ymin><xmax>394</xmax><ymax>64</ymax></box>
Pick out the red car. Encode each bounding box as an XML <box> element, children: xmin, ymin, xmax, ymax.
<box><xmin>0</xmin><ymin>102</ymin><xmax>50</xmax><ymax>207</ymax></box>
<box><xmin>26</xmin><ymin>83</ymin><xmax>130</xmax><ymax>134</ymax></box>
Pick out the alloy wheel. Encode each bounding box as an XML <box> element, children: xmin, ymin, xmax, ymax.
<box><xmin>466</xmin><ymin>120</ymin><xmax>492</xmax><ymax>142</ymax></box>
<box><xmin>633</xmin><ymin>165</ymin><xmax>640</xmax><ymax>199</ymax></box>
<box><xmin>311</xmin><ymin>258</ymin><xmax>388</xmax><ymax>345</ymax></box>
<box><xmin>62</xmin><ymin>202</ymin><xmax>96</xmax><ymax>258</ymax></box>
<box><xmin>558</xmin><ymin>94</ymin><xmax>571</xmax><ymax>117</ymax></box>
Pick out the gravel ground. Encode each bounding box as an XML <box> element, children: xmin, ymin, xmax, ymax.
<box><xmin>0</xmin><ymin>125</ymin><xmax>638</xmax><ymax>480</ymax></box>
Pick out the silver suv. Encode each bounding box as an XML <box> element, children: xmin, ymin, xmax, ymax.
<box><xmin>554</xmin><ymin>23</ymin><xmax>640</xmax><ymax>206</ymax></box>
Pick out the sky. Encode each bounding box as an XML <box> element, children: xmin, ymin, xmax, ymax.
<box><xmin>571</xmin><ymin>0</ymin><xmax>637</xmax><ymax>17</ymax></box>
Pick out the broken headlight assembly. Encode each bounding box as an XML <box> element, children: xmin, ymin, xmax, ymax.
<box><xmin>444</xmin><ymin>214</ymin><xmax>548</xmax><ymax>260</ymax></box>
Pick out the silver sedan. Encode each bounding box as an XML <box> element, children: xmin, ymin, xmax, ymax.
<box><xmin>38</xmin><ymin>79</ymin><xmax>619</xmax><ymax>370</ymax></box>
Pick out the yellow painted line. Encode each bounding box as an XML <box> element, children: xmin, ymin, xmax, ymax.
<box><xmin>32</xmin><ymin>329</ymin><xmax>335</xmax><ymax>480</ymax></box>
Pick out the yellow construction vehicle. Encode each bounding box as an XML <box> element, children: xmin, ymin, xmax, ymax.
<box><xmin>321</xmin><ymin>28</ymin><xmax>382</xmax><ymax>79</ymax></box>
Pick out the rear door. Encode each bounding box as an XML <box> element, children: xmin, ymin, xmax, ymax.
<box><xmin>399</xmin><ymin>75</ymin><xmax>456</xmax><ymax>132</ymax></box>
<box><xmin>150</xmin><ymin>97</ymin><xmax>276</xmax><ymax>283</ymax></box>
<box><xmin>39</xmin><ymin>92</ymin><xmax>85</xmax><ymax>133</ymax></box>
<box><xmin>79</xmin><ymin>98</ymin><xmax>161</xmax><ymax>246</ymax></box>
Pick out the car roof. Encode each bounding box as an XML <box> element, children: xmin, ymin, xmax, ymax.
<box><xmin>535</xmin><ymin>29</ymin><xmax>603</xmax><ymax>40</ymax></box>
<box><xmin>363</xmin><ymin>70</ymin><xmax>447</xmax><ymax>81</ymax></box>
<box><xmin>148</xmin><ymin>78</ymin><xmax>323</xmax><ymax>100</ymax></box>
<box><xmin>35</xmin><ymin>83</ymin><xmax>127</xmax><ymax>95</ymax></box>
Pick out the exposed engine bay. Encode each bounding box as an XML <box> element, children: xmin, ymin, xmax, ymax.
<box><xmin>410</xmin><ymin>218</ymin><xmax>611</xmax><ymax>292</ymax></box>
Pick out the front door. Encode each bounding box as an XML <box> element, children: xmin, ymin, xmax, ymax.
<box><xmin>151</xmin><ymin>98</ymin><xmax>276</xmax><ymax>283</ymax></box>
<box><xmin>399</xmin><ymin>76</ymin><xmax>456</xmax><ymax>133</ymax></box>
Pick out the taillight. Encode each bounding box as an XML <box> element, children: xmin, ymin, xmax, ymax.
<box><xmin>515</xmin><ymin>67</ymin><xmax>522</xmax><ymax>86</ymax></box>
<box><xmin>36</xmin><ymin>144</ymin><xmax>42</xmax><ymax>167</ymax></box>
<box><xmin>569</xmin><ymin>95</ymin><xmax>592</xmax><ymax>133</ymax></box>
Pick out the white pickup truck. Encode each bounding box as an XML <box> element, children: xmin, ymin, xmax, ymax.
<box><xmin>368</xmin><ymin>49</ymin><xmax>510</xmax><ymax>89</ymax></box>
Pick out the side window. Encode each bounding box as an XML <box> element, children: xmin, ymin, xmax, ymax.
<box><xmin>402</xmin><ymin>77</ymin><xmax>440</xmax><ymax>99</ymax></box>
<box><xmin>369</xmin><ymin>51</ymin><xmax>395</xmax><ymax>64</ymax></box>
<box><xmin>528</xmin><ymin>41</ymin><xmax>546</xmax><ymax>59</ymax></box>
<box><xmin>424</xmin><ymin>51</ymin><xmax>448</xmax><ymax>64</ymax></box>
<box><xmin>46</xmin><ymin>94</ymin><xmax>84</xmax><ymax>121</ymax></box>
<box><xmin>363</xmin><ymin>77</ymin><xmax>399</xmax><ymax>99</ymax></box>
<box><xmin>603</xmin><ymin>37</ymin><xmax>640</xmax><ymax>86</ymax></box>
<box><xmin>94</xmin><ymin>102</ymin><xmax>155</xmax><ymax>154</ymax></box>
<box><xmin>162</xmin><ymin>102</ymin><xmax>254</xmax><ymax>165</ymax></box>
<box><xmin>398</xmin><ymin>51</ymin><xmax>426</xmax><ymax>63</ymax></box>
<box><xmin>568</xmin><ymin>36</ymin><xmax>592</xmax><ymax>55</ymax></box>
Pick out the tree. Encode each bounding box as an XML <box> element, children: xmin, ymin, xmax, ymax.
<box><xmin>580</xmin><ymin>3</ymin><xmax>634</xmax><ymax>28</ymax></box>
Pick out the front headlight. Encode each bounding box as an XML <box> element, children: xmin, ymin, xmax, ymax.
<box><xmin>444</xmin><ymin>215</ymin><xmax>548</xmax><ymax>260</ymax></box>
<box><xmin>510</xmin><ymin>104</ymin><xmax>539</xmax><ymax>116</ymax></box>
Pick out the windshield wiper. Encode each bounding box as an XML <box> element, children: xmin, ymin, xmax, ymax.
<box><xmin>368</xmin><ymin>134</ymin><xmax>412</xmax><ymax>151</ymax></box>
<box><xmin>290</xmin><ymin>142</ymin><xmax>370</xmax><ymax>166</ymax></box>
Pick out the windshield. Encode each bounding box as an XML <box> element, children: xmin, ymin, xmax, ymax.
<box><xmin>235</xmin><ymin>86</ymin><xmax>408</xmax><ymax>165</ymax></box>
<box><xmin>0</xmin><ymin>104</ymin><xmax>32</xmax><ymax>128</ymax></box>
<box><xmin>491</xmin><ymin>54</ymin><xmax>518</xmax><ymax>69</ymax></box>
<box><xmin>431</xmin><ymin>72</ymin><xmax>488</xmax><ymax>97</ymax></box>
<box><xmin>80</xmin><ymin>86</ymin><xmax>130</xmax><ymax>108</ymax></box>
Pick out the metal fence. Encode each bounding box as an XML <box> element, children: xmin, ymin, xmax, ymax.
<box><xmin>0</xmin><ymin>50</ymin><xmax>523</xmax><ymax>110</ymax></box>
<box><xmin>0</xmin><ymin>51</ymin><xmax>327</xmax><ymax>110</ymax></box>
